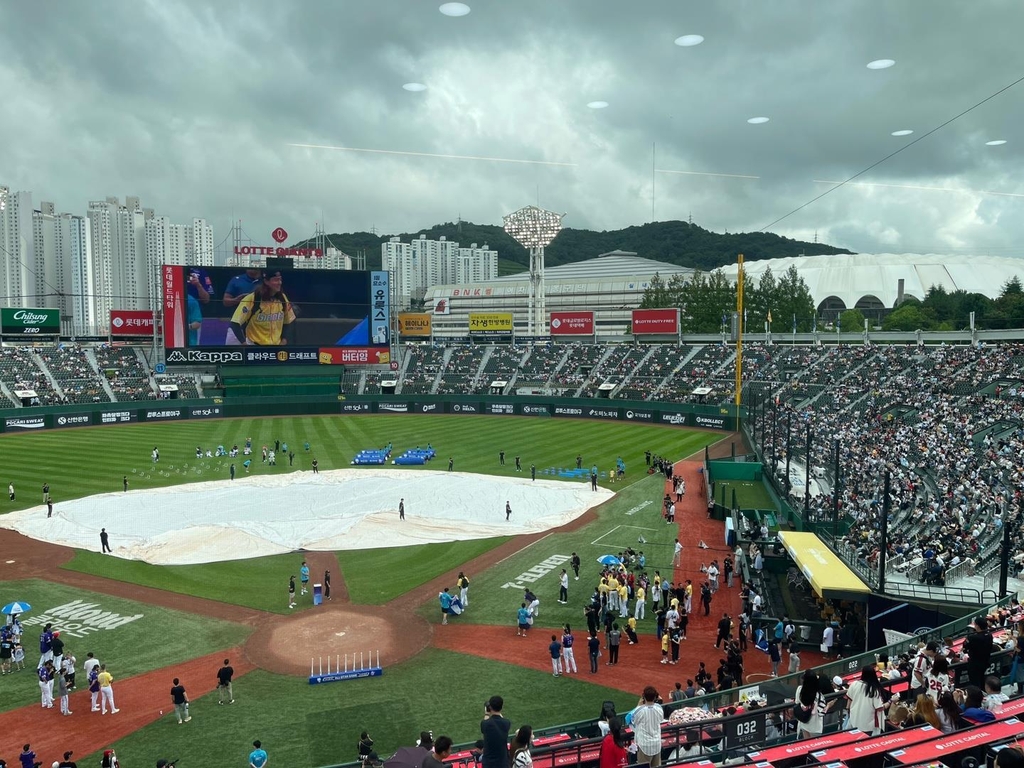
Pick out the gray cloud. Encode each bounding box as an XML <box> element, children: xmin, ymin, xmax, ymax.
<box><xmin>1</xmin><ymin>0</ymin><xmax>1022</xmax><ymax>257</ymax></box>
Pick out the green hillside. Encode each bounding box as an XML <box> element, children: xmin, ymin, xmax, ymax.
<box><xmin>294</xmin><ymin>219</ymin><xmax>852</xmax><ymax>273</ymax></box>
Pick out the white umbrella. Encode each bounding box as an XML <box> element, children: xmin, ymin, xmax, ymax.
<box><xmin>1</xmin><ymin>601</ymin><xmax>31</xmax><ymax>615</ymax></box>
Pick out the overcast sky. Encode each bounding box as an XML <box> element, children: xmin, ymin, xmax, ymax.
<box><xmin>2</xmin><ymin>0</ymin><xmax>1022</xmax><ymax>256</ymax></box>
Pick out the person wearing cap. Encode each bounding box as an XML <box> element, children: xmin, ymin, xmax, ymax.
<box><xmin>229</xmin><ymin>269</ymin><xmax>295</xmax><ymax>346</ymax></box>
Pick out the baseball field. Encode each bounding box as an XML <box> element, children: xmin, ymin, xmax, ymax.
<box><xmin>0</xmin><ymin>414</ymin><xmax>746</xmax><ymax>767</ymax></box>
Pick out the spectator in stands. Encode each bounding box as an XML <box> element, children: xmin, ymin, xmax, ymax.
<box><xmin>845</xmin><ymin>666</ymin><xmax>885</xmax><ymax>735</ymax></box>
<box><xmin>508</xmin><ymin>727</ymin><xmax>532</xmax><ymax>768</ymax></box>
<box><xmin>598</xmin><ymin>717</ymin><xmax>627</xmax><ymax>768</ymax></box>
<box><xmin>480</xmin><ymin>696</ymin><xmax>511</xmax><ymax>768</ymax></box>
<box><xmin>964</xmin><ymin>618</ymin><xmax>994</xmax><ymax>688</ymax></box>
<box><xmin>957</xmin><ymin>685</ymin><xmax>995</xmax><ymax>722</ymax></box>
<box><xmin>794</xmin><ymin>670</ymin><xmax>828</xmax><ymax>739</ymax></box>
<box><xmin>423</xmin><ymin>737</ymin><xmax>453</xmax><ymax>768</ymax></box>
<box><xmin>934</xmin><ymin>691</ymin><xmax>961</xmax><ymax>733</ymax></box>
<box><xmin>996</xmin><ymin>747</ymin><xmax>1024</xmax><ymax>768</ymax></box>
<box><xmin>631</xmin><ymin>687</ymin><xmax>664</xmax><ymax>768</ymax></box>
<box><xmin>983</xmin><ymin>675</ymin><xmax>1009</xmax><ymax>713</ymax></box>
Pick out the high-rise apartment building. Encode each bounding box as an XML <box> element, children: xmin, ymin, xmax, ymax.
<box><xmin>87</xmin><ymin>196</ymin><xmax>152</xmax><ymax>329</ymax></box>
<box><xmin>382</xmin><ymin>235</ymin><xmax>497</xmax><ymax>308</ymax></box>
<box><xmin>0</xmin><ymin>186</ymin><xmax>36</xmax><ymax>309</ymax></box>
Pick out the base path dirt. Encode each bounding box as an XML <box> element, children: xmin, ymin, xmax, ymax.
<box><xmin>0</xmin><ymin>646</ymin><xmax>252</xmax><ymax>766</ymax></box>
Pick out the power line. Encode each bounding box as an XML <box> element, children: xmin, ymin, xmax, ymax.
<box><xmin>759</xmin><ymin>72</ymin><xmax>1024</xmax><ymax>232</ymax></box>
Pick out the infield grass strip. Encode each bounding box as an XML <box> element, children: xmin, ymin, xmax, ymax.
<box><xmin>84</xmin><ymin>649</ymin><xmax>639</xmax><ymax>768</ymax></box>
<box><xmin>422</xmin><ymin>474</ymin><xmax>685</xmax><ymax>629</ymax></box>
<box><xmin>338</xmin><ymin>537</ymin><xmax>512</xmax><ymax>604</ymax></box>
<box><xmin>0</xmin><ymin>579</ymin><xmax>249</xmax><ymax>713</ymax></box>
<box><xmin>62</xmin><ymin>551</ymin><xmax>309</xmax><ymax>615</ymax></box>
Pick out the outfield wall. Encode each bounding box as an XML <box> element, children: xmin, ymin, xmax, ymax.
<box><xmin>0</xmin><ymin>395</ymin><xmax>742</xmax><ymax>433</ymax></box>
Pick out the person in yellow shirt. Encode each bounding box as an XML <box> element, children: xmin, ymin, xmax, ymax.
<box><xmin>634</xmin><ymin>584</ymin><xmax>646</xmax><ymax>621</ymax></box>
<box><xmin>626</xmin><ymin>616</ymin><xmax>639</xmax><ymax>644</ymax></box>
<box><xmin>607</xmin><ymin>575</ymin><xmax>619</xmax><ymax>612</ymax></box>
<box><xmin>598</xmin><ymin>578</ymin><xmax>610</xmax><ymax>605</ymax></box>
<box><xmin>98</xmin><ymin>664</ymin><xmax>119</xmax><ymax>714</ymax></box>
<box><xmin>617</xmin><ymin>584</ymin><xmax>629</xmax><ymax>618</ymax></box>
<box><xmin>229</xmin><ymin>269</ymin><xmax>296</xmax><ymax>346</ymax></box>
<box><xmin>661</xmin><ymin>632</ymin><xmax>670</xmax><ymax>664</ymax></box>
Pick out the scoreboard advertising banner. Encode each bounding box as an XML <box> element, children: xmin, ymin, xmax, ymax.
<box><xmin>632</xmin><ymin>308</ymin><xmax>679</xmax><ymax>335</ymax></box>
<box><xmin>162</xmin><ymin>265</ymin><xmax>391</xmax><ymax>366</ymax></box>
<box><xmin>1</xmin><ymin>308</ymin><xmax>60</xmax><ymax>335</ymax></box>
<box><xmin>549</xmin><ymin>311</ymin><xmax>594</xmax><ymax>336</ymax></box>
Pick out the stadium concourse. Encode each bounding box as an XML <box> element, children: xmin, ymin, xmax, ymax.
<box><xmin>0</xmin><ymin>470</ymin><xmax>612</xmax><ymax>565</ymax></box>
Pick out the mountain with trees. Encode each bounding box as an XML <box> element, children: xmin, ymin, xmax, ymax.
<box><xmin>292</xmin><ymin>219</ymin><xmax>851</xmax><ymax>272</ymax></box>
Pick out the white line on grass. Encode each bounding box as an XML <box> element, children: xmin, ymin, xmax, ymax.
<box><xmin>494</xmin><ymin>532</ymin><xmax>555</xmax><ymax>565</ymax></box>
<box><xmin>591</xmin><ymin>525</ymin><xmax>621</xmax><ymax>546</ymax></box>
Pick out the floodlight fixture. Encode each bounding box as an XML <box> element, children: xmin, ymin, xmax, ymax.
<box><xmin>503</xmin><ymin>205</ymin><xmax>564</xmax><ymax>250</ymax></box>
<box><xmin>503</xmin><ymin>205</ymin><xmax>565</xmax><ymax>337</ymax></box>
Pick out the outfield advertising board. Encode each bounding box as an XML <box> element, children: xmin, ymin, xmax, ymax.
<box><xmin>549</xmin><ymin>311</ymin><xmax>594</xmax><ymax>336</ymax></box>
<box><xmin>55</xmin><ymin>413</ymin><xmax>93</xmax><ymax>428</ymax></box>
<box><xmin>0</xmin><ymin>397</ymin><xmax>735</xmax><ymax>432</ymax></box>
<box><xmin>632</xmin><ymin>308</ymin><xmax>679</xmax><ymax>335</ymax></box>
<box><xmin>1</xmin><ymin>307</ymin><xmax>60</xmax><ymax>335</ymax></box>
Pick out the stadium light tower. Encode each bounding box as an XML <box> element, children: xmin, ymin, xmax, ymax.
<box><xmin>503</xmin><ymin>205</ymin><xmax>564</xmax><ymax>337</ymax></box>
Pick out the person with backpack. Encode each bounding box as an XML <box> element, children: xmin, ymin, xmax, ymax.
<box><xmin>228</xmin><ymin>269</ymin><xmax>296</xmax><ymax>346</ymax></box>
<box><xmin>794</xmin><ymin>670</ymin><xmax>827</xmax><ymax>739</ymax></box>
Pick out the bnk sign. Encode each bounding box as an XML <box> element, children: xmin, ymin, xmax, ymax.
<box><xmin>1</xmin><ymin>307</ymin><xmax>60</xmax><ymax>335</ymax></box>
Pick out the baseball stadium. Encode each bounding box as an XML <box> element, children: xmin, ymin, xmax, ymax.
<box><xmin>1</xmin><ymin>318</ymin><xmax>1023</xmax><ymax>767</ymax></box>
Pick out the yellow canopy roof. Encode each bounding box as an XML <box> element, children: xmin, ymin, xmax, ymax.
<box><xmin>776</xmin><ymin>531</ymin><xmax>871</xmax><ymax>599</ymax></box>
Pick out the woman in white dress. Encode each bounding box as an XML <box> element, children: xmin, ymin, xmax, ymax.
<box><xmin>846</xmin><ymin>666</ymin><xmax>886</xmax><ymax>734</ymax></box>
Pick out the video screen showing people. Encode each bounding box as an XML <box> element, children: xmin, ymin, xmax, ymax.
<box><xmin>174</xmin><ymin>265</ymin><xmax>387</xmax><ymax>348</ymax></box>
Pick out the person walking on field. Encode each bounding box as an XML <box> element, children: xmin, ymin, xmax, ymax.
<box><xmin>506</xmin><ymin>501</ymin><xmax>512</xmax><ymax>521</ymax></box>
<box><xmin>558</xmin><ymin>569</ymin><xmax>569</xmax><ymax>604</ymax></box>
<box><xmin>300</xmin><ymin>561</ymin><xmax>310</xmax><ymax>596</ymax></box>
<box><xmin>170</xmin><ymin>677</ymin><xmax>191</xmax><ymax>723</ymax></box>
<box><xmin>100</xmin><ymin>528</ymin><xmax>111</xmax><ymax>554</ymax></box>
<box><xmin>561</xmin><ymin>624</ymin><xmax>578</xmax><ymax>674</ymax></box>
<box><xmin>217</xmin><ymin>659</ymin><xmax>235</xmax><ymax>704</ymax></box>
<box><xmin>288</xmin><ymin>575</ymin><xmax>297</xmax><ymax>609</ymax></box>
<box><xmin>324</xmin><ymin>570</ymin><xmax>332</xmax><ymax>601</ymax></box>
<box><xmin>123</xmin><ymin>475</ymin><xmax>129</xmax><ymax>492</ymax></box>
<box><xmin>399</xmin><ymin>498</ymin><xmax>405</xmax><ymax>521</ymax></box>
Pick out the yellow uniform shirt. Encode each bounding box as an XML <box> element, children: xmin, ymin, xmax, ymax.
<box><xmin>231</xmin><ymin>292</ymin><xmax>296</xmax><ymax>346</ymax></box>
<box><xmin>661</xmin><ymin>634</ymin><xmax>670</xmax><ymax>653</ymax></box>
<box><xmin>636</xmin><ymin>586</ymin><xmax>646</xmax><ymax>602</ymax></box>
<box><xmin>607</xmin><ymin>576</ymin><xmax>619</xmax><ymax>592</ymax></box>
<box><xmin>98</xmin><ymin>671</ymin><xmax>113</xmax><ymax>688</ymax></box>
<box><xmin>618</xmin><ymin>585</ymin><xmax>628</xmax><ymax>602</ymax></box>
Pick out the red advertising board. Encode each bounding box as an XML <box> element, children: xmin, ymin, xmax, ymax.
<box><xmin>110</xmin><ymin>310</ymin><xmax>158</xmax><ymax>336</ymax></box>
<box><xmin>632</xmin><ymin>308</ymin><xmax>679</xmax><ymax>335</ymax></box>
<box><xmin>318</xmin><ymin>347</ymin><xmax>392</xmax><ymax>365</ymax></box>
<box><xmin>749</xmin><ymin>729</ymin><xmax>863</xmax><ymax>763</ymax></box>
<box><xmin>890</xmin><ymin>718</ymin><xmax>1024</xmax><ymax>765</ymax></box>
<box><xmin>812</xmin><ymin>725</ymin><xmax>940</xmax><ymax>762</ymax></box>
<box><xmin>549</xmin><ymin>311</ymin><xmax>595</xmax><ymax>336</ymax></box>
<box><xmin>162</xmin><ymin>265</ymin><xmax>185</xmax><ymax>348</ymax></box>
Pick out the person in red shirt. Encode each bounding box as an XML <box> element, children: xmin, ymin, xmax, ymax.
<box><xmin>599</xmin><ymin>718</ymin><xmax>628</xmax><ymax>768</ymax></box>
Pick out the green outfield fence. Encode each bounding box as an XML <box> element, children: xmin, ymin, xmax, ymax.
<box><xmin>0</xmin><ymin>395</ymin><xmax>744</xmax><ymax>433</ymax></box>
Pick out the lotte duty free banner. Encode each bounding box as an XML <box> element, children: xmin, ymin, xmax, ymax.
<box><xmin>632</xmin><ymin>308</ymin><xmax>679</xmax><ymax>335</ymax></box>
<box><xmin>163</xmin><ymin>265</ymin><xmax>391</xmax><ymax>366</ymax></box>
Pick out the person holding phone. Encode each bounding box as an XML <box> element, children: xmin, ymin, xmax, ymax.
<box><xmin>480</xmin><ymin>696</ymin><xmax>510</xmax><ymax>768</ymax></box>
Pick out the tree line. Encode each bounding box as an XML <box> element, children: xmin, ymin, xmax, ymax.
<box><xmin>638</xmin><ymin>265</ymin><xmax>817</xmax><ymax>333</ymax></box>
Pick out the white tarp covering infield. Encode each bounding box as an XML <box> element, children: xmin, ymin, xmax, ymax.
<box><xmin>0</xmin><ymin>470</ymin><xmax>614</xmax><ymax>565</ymax></box>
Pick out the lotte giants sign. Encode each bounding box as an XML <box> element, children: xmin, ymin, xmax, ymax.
<box><xmin>632</xmin><ymin>308</ymin><xmax>679</xmax><ymax>335</ymax></box>
<box><xmin>549</xmin><ymin>311</ymin><xmax>594</xmax><ymax>335</ymax></box>
<box><xmin>110</xmin><ymin>310</ymin><xmax>158</xmax><ymax>336</ymax></box>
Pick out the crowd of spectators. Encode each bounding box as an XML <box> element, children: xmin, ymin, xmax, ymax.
<box><xmin>754</xmin><ymin>342</ymin><xmax>1024</xmax><ymax>589</ymax></box>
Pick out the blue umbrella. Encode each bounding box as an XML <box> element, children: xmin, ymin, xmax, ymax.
<box><xmin>2</xmin><ymin>601</ymin><xmax>31</xmax><ymax>615</ymax></box>
<box><xmin>597</xmin><ymin>555</ymin><xmax>621</xmax><ymax>566</ymax></box>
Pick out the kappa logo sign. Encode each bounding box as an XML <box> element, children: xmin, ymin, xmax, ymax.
<box><xmin>21</xmin><ymin>599</ymin><xmax>143</xmax><ymax>638</ymax></box>
<box><xmin>167</xmin><ymin>349</ymin><xmax>243</xmax><ymax>364</ymax></box>
<box><xmin>500</xmin><ymin>554</ymin><xmax>571</xmax><ymax>589</ymax></box>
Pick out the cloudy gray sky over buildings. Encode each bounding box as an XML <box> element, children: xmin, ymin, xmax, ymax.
<box><xmin>2</xmin><ymin>0</ymin><xmax>1022</xmax><ymax>255</ymax></box>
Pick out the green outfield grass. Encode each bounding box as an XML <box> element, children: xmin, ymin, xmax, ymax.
<box><xmin>84</xmin><ymin>649</ymin><xmax>639</xmax><ymax>768</ymax></box>
<box><xmin>429</xmin><ymin>473</ymin><xmax>682</xmax><ymax>629</ymax></box>
<box><xmin>0</xmin><ymin>579</ymin><xmax>249</xmax><ymax>713</ymax></box>
<box><xmin>0</xmin><ymin>415</ymin><xmax>717</xmax><ymax>509</ymax></box>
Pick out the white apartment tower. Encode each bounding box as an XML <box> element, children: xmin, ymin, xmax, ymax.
<box><xmin>87</xmin><ymin>196</ymin><xmax>151</xmax><ymax>329</ymax></box>
<box><xmin>0</xmin><ymin>186</ymin><xmax>36</xmax><ymax>309</ymax></box>
<box><xmin>382</xmin><ymin>234</ymin><xmax>497</xmax><ymax>308</ymax></box>
<box><xmin>32</xmin><ymin>201</ymin><xmax>95</xmax><ymax>334</ymax></box>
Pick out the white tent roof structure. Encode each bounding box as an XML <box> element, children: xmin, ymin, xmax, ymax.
<box><xmin>718</xmin><ymin>253</ymin><xmax>1024</xmax><ymax>311</ymax></box>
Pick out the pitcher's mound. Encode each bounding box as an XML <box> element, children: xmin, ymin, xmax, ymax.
<box><xmin>245</xmin><ymin>605</ymin><xmax>430</xmax><ymax>676</ymax></box>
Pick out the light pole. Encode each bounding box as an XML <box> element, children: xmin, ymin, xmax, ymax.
<box><xmin>503</xmin><ymin>206</ymin><xmax>564</xmax><ymax>337</ymax></box>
